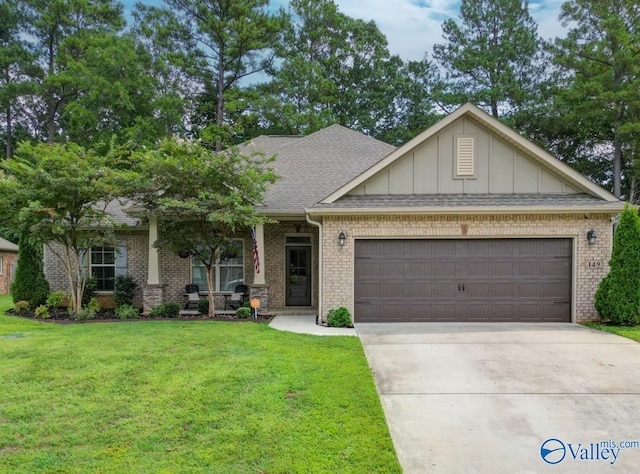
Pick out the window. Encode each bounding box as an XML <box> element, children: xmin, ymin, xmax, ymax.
<box><xmin>85</xmin><ymin>244</ymin><xmax>127</xmax><ymax>292</ymax></box>
<box><xmin>0</xmin><ymin>256</ymin><xmax>3</xmax><ymax>275</ymax></box>
<box><xmin>192</xmin><ymin>239</ymin><xmax>244</xmax><ymax>291</ymax></box>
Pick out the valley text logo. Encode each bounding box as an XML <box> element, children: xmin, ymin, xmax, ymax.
<box><xmin>540</xmin><ymin>438</ymin><xmax>640</xmax><ymax>465</ymax></box>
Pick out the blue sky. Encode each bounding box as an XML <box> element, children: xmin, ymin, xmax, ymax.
<box><xmin>121</xmin><ymin>0</ymin><xmax>566</xmax><ymax>61</ymax></box>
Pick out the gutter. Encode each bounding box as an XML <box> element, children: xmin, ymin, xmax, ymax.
<box><xmin>306</xmin><ymin>204</ymin><xmax>626</xmax><ymax>217</ymax></box>
<box><xmin>305</xmin><ymin>213</ymin><xmax>323</xmax><ymax>325</ymax></box>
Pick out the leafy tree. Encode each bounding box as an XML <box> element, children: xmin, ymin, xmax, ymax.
<box><xmin>0</xmin><ymin>0</ymin><xmax>39</xmax><ymax>158</ymax></box>
<box><xmin>432</xmin><ymin>0</ymin><xmax>544</xmax><ymax>117</ymax></box>
<box><xmin>254</xmin><ymin>0</ymin><xmax>409</xmax><ymax>141</ymax></box>
<box><xmin>22</xmin><ymin>0</ymin><xmax>125</xmax><ymax>144</ymax></box>
<box><xmin>136</xmin><ymin>0</ymin><xmax>287</xmax><ymax>151</ymax></box>
<box><xmin>134</xmin><ymin>138</ymin><xmax>277</xmax><ymax>316</ymax></box>
<box><xmin>595</xmin><ymin>205</ymin><xmax>640</xmax><ymax>325</ymax></box>
<box><xmin>0</xmin><ymin>141</ymin><xmax>136</xmax><ymax>314</ymax></box>
<box><xmin>10</xmin><ymin>232</ymin><xmax>49</xmax><ymax>307</ymax></box>
<box><xmin>551</xmin><ymin>0</ymin><xmax>640</xmax><ymax>198</ymax></box>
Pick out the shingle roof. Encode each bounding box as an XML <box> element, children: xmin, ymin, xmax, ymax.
<box><xmin>253</xmin><ymin>124</ymin><xmax>396</xmax><ymax>214</ymax></box>
<box><xmin>310</xmin><ymin>193</ymin><xmax>624</xmax><ymax>213</ymax></box>
<box><xmin>0</xmin><ymin>237</ymin><xmax>19</xmax><ymax>252</ymax></box>
<box><xmin>105</xmin><ymin>199</ymin><xmax>140</xmax><ymax>226</ymax></box>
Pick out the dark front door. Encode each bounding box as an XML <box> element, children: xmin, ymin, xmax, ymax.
<box><xmin>286</xmin><ymin>246</ymin><xmax>312</xmax><ymax>306</ymax></box>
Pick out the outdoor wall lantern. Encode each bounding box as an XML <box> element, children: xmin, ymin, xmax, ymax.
<box><xmin>586</xmin><ymin>229</ymin><xmax>597</xmax><ymax>245</ymax></box>
<box><xmin>338</xmin><ymin>231</ymin><xmax>346</xmax><ymax>247</ymax></box>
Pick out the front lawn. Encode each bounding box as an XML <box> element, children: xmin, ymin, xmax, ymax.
<box><xmin>584</xmin><ymin>321</ymin><xmax>640</xmax><ymax>342</ymax></box>
<box><xmin>0</xmin><ymin>295</ymin><xmax>401</xmax><ymax>473</ymax></box>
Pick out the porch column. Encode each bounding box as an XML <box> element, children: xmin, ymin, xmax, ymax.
<box><xmin>253</xmin><ymin>223</ymin><xmax>266</xmax><ymax>285</ymax></box>
<box><xmin>143</xmin><ymin>216</ymin><xmax>163</xmax><ymax>313</ymax></box>
<box><xmin>147</xmin><ymin>217</ymin><xmax>160</xmax><ymax>285</ymax></box>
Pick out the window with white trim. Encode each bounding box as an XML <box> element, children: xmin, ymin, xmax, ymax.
<box><xmin>84</xmin><ymin>243</ymin><xmax>127</xmax><ymax>292</ymax></box>
<box><xmin>0</xmin><ymin>256</ymin><xmax>3</xmax><ymax>275</ymax></box>
<box><xmin>191</xmin><ymin>239</ymin><xmax>244</xmax><ymax>292</ymax></box>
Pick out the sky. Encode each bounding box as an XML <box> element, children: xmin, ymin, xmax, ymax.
<box><xmin>121</xmin><ymin>0</ymin><xmax>567</xmax><ymax>61</ymax></box>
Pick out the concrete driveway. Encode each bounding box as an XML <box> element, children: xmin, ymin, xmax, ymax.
<box><xmin>356</xmin><ymin>323</ymin><xmax>640</xmax><ymax>473</ymax></box>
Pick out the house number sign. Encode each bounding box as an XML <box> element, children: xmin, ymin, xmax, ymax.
<box><xmin>586</xmin><ymin>260</ymin><xmax>603</xmax><ymax>269</ymax></box>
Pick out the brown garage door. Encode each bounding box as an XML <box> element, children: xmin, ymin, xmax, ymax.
<box><xmin>354</xmin><ymin>239</ymin><xmax>572</xmax><ymax>322</ymax></box>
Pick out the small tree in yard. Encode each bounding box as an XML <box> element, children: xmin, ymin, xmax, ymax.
<box><xmin>0</xmin><ymin>141</ymin><xmax>135</xmax><ymax>315</ymax></box>
<box><xmin>10</xmin><ymin>231</ymin><xmax>49</xmax><ymax>307</ymax></box>
<box><xmin>135</xmin><ymin>138</ymin><xmax>277</xmax><ymax>317</ymax></box>
<box><xmin>595</xmin><ymin>205</ymin><xmax>640</xmax><ymax>325</ymax></box>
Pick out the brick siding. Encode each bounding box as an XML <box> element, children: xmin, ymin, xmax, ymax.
<box><xmin>0</xmin><ymin>251</ymin><xmax>18</xmax><ymax>294</ymax></box>
<box><xmin>321</xmin><ymin>213</ymin><xmax>613</xmax><ymax>323</ymax></box>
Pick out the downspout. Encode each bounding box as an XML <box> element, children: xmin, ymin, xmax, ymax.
<box><xmin>306</xmin><ymin>213</ymin><xmax>323</xmax><ymax>325</ymax></box>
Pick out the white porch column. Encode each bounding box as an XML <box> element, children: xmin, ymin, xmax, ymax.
<box><xmin>253</xmin><ymin>223</ymin><xmax>266</xmax><ymax>285</ymax></box>
<box><xmin>147</xmin><ymin>216</ymin><xmax>160</xmax><ymax>285</ymax></box>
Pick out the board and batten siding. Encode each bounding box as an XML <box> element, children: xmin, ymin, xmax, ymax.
<box><xmin>349</xmin><ymin>116</ymin><xmax>580</xmax><ymax>196</ymax></box>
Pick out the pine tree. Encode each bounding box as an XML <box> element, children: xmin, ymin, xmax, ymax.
<box><xmin>11</xmin><ymin>233</ymin><xmax>49</xmax><ymax>307</ymax></box>
<box><xmin>595</xmin><ymin>206</ymin><xmax>640</xmax><ymax>325</ymax></box>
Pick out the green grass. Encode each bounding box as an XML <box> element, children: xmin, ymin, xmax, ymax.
<box><xmin>584</xmin><ymin>321</ymin><xmax>640</xmax><ymax>342</ymax></box>
<box><xmin>0</xmin><ymin>295</ymin><xmax>401</xmax><ymax>473</ymax></box>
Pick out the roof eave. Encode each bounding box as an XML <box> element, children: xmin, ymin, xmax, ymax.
<box><xmin>306</xmin><ymin>203</ymin><xmax>625</xmax><ymax>217</ymax></box>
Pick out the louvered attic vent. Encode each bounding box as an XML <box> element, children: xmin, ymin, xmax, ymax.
<box><xmin>456</xmin><ymin>136</ymin><xmax>475</xmax><ymax>177</ymax></box>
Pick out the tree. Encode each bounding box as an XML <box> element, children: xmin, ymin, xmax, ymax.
<box><xmin>10</xmin><ymin>232</ymin><xmax>49</xmax><ymax>307</ymax></box>
<box><xmin>0</xmin><ymin>0</ymin><xmax>39</xmax><ymax>158</ymax></box>
<box><xmin>134</xmin><ymin>138</ymin><xmax>277</xmax><ymax>317</ymax></box>
<box><xmin>0</xmin><ymin>141</ymin><xmax>136</xmax><ymax>314</ymax></box>
<box><xmin>432</xmin><ymin>0</ymin><xmax>544</xmax><ymax>118</ymax></box>
<box><xmin>22</xmin><ymin>0</ymin><xmax>125</xmax><ymax>144</ymax></box>
<box><xmin>136</xmin><ymin>0</ymin><xmax>287</xmax><ymax>151</ymax></box>
<box><xmin>595</xmin><ymin>205</ymin><xmax>640</xmax><ymax>326</ymax></box>
<box><xmin>552</xmin><ymin>0</ymin><xmax>640</xmax><ymax>199</ymax></box>
<box><xmin>253</xmin><ymin>0</ymin><xmax>409</xmax><ymax>141</ymax></box>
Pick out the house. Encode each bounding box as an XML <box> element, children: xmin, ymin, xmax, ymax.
<box><xmin>0</xmin><ymin>237</ymin><xmax>18</xmax><ymax>295</ymax></box>
<box><xmin>44</xmin><ymin>103</ymin><xmax>624</xmax><ymax>322</ymax></box>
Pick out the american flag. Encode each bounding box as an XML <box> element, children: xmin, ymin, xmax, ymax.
<box><xmin>250</xmin><ymin>227</ymin><xmax>260</xmax><ymax>274</ymax></box>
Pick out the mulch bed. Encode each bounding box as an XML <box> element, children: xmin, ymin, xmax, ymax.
<box><xmin>5</xmin><ymin>308</ymin><xmax>274</xmax><ymax>324</ymax></box>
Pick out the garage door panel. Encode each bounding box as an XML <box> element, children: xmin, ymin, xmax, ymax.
<box><xmin>354</xmin><ymin>239</ymin><xmax>572</xmax><ymax>323</ymax></box>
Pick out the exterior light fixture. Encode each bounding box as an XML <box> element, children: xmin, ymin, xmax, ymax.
<box><xmin>586</xmin><ymin>229</ymin><xmax>597</xmax><ymax>245</ymax></box>
<box><xmin>338</xmin><ymin>231</ymin><xmax>346</xmax><ymax>247</ymax></box>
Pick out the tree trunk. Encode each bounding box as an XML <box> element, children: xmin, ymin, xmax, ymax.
<box><xmin>206</xmin><ymin>264</ymin><xmax>215</xmax><ymax>317</ymax></box>
<box><xmin>5</xmin><ymin>103</ymin><xmax>12</xmax><ymax>158</ymax></box>
<box><xmin>216</xmin><ymin>50</ymin><xmax>225</xmax><ymax>152</ymax></box>
<box><xmin>47</xmin><ymin>38</ymin><xmax>56</xmax><ymax>145</ymax></box>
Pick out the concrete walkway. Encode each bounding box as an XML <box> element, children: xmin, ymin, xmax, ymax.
<box><xmin>268</xmin><ymin>315</ymin><xmax>357</xmax><ymax>336</ymax></box>
<box><xmin>357</xmin><ymin>323</ymin><xmax>640</xmax><ymax>473</ymax></box>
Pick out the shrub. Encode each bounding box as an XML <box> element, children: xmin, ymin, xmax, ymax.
<box><xmin>14</xmin><ymin>301</ymin><xmax>29</xmax><ymax>313</ymax></box>
<box><xmin>236</xmin><ymin>306</ymin><xmax>252</xmax><ymax>318</ymax></box>
<box><xmin>11</xmin><ymin>234</ymin><xmax>49</xmax><ymax>307</ymax></box>
<box><xmin>34</xmin><ymin>305</ymin><xmax>50</xmax><ymax>319</ymax></box>
<box><xmin>114</xmin><ymin>275</ymin><xmax>137</xmax><ymax>306</ymax></box>
<box><xmin>149</xmin><ymin>302</ymin><xmax>180</xmax><ymax>318</ymax></box>
<box><xmin>46</xmin><ymin>291</ymin><xmax>67</xmax><ymax>308</ymax></box>
<box><xmin>115</xmin><ymin>304</ymin><xmax>140</xmax><ymax>320</ymax></box>
<box><xmin>76</xmin><ymin>308</ymin><xmax>96</xmax><ymax>321</ymax></box>
<box><xmin>87</xmin><ymin>297</ymin><xmax>101</xmax><ymax>313</ymax></box>
<box><xmin>327</xmin><ymin>307</ymin><xmax>352</xmax><ymax>327</ymax></box>
<box><xmin>595</xmin><ymin>205</ymin><xmax>640</xmax><ymax>326</ymax></box>
<box><xmin>82</xmin><ymin>276</ymin><xmax>97</xmax><ymax>307</ymax></box>
<box><xmin>241</xmin><ymin>300</ymin><xmax>251</xmax><ymax>308</ymax></box>
<box><xmin>198</xmin><ymin>298</ymin><xmax>209</xmax><ymax>315</ymax></box>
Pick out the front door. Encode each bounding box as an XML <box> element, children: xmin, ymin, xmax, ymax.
<box><xmin>286</xmin><ymin>246</ymin><xmax>311</xmax><ymax>306</ymax></box>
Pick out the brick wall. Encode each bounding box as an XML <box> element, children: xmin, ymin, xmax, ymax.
<box><xmin>321</xmin><ymin>213</ymin><xmax>614</xmax><ymax>323</ymax></box>
<box><xmin>0</xmin><ymin>251</ymin><xmax>18</xmax><ymax>294</ymax></box>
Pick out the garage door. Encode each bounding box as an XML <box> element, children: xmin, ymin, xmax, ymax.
<box><xmin>354</xmin><ymin>239</ymin><xmax>572</xmax><ymax>322</ymax></box>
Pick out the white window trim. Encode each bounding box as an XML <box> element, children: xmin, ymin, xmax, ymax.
<box><xmin>0</xmin><ymin>256</ymin><xmax>3</xmax><ymax>275</ymax></box>
<box><xmin>89</xmin><ymin>247</ymin><xmax>117</xmax><ymax>293</ymax></box>
<box><xmin>191</xmin><ymin>238</ymin><xmax>245</xmax><ymax>292</ymax></box>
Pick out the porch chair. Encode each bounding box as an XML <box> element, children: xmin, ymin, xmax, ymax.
<box><xmin>184</xmin><ymin>284</ymin><xmax>200</xmax><ymax>310</ymax></box>
<box><xmin>225</xmin><ymin>284</ymin><xmax>249</xmax><ymax>310</ymax></box>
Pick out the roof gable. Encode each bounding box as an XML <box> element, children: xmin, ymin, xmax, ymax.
<box><xmin>321</xmin><ymin>103</ymin><xmax>619</xmax><ymax>203</ymax></box>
